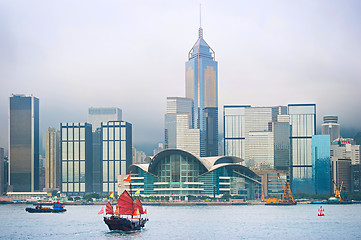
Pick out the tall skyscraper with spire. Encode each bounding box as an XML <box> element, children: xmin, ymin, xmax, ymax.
<box><xmin>185</xmin><ymin>25</ymin><xmax>218</xmax><ymax>157</ymax></box>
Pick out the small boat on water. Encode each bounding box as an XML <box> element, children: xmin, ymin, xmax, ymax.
<box><xmin>25</xmin><ymin>202</ymin><xmax>66</xmax><ymax>213</ymax></box>
<box><xmin>103</xmin><ymin>190</ymin><xmax>148</xmax><ymax>231</ymax></box>
<box><xmin>103</xmin><ymin>175</ymin><xmax>148</xmax><ymax>231</ymax></box>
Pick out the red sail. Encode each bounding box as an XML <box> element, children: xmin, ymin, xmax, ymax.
<box><xmin>116</xmin><ymin>190</ymin><xmax>134</xmax><ymax>215</ymax></box>
<box><xmin>134</xmin><ymin>198</ymin><xmax>144</xmax><ymax>214</ymax></box>
<box><xmin>105</xmin><ymin>202</ymin><xmax>113</xmax><ymax>215</ymax></box>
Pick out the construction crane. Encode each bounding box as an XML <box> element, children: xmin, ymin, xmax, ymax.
<box><xmin>331</xmin><ymin>180</ymin><xmax>343</xmax><ymax>201</ymax></box>
<box><xmin>277</xmin><ymin>173</ymin><xmax>295</xmax><ymax>204</ymax></box>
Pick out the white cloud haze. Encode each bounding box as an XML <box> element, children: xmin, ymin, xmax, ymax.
<box><xmin>1</xmin><ymin>0</ymin><xmax>360</xmax><ymax>153</ymax></box>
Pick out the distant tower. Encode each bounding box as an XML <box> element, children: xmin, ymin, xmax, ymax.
<box><xmin>165</xmin><ymin>97</ymin><xmax>200</xmax><ymax>156</ymax></box>
<box><xmin>9</xmin><ymin>94</ymin><xmax>39</xmax><ymax>192</ymax></box>
<box><xmin>322</xmin><ymin>115</ymin><xmax>340</xmax><ymax>143</ymax></box>
<box><xmin>88</xmin><ymin>107</ymin><xmax>122</xmax><ymax>131</ymax></box>
<box><xmin>0</xmin><ymin>148</ymin><xmax>4</xmax><ymax>194</ymax></box>
<box><xmin>186</xmin><ymin>23</ymin><xmax>218</xmax><ymax>157</ymax></box>
<box><xmin>44</xmin><ymin>128</ymin><xmax>61</xmax><ymax>190</ymax></box>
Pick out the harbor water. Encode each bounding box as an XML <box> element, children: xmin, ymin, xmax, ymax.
<box><xmin>1</xmin><ymin>204</ymin><xmax>361</xmax><ymax>239</ymax></box>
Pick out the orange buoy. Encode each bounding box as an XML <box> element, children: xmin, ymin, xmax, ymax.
<box><xmin>318</xmin><ymin>206</ymin><xmax>325</xmax><ymax>216</ymax></box>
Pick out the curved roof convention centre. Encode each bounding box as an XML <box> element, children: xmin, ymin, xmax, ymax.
<box><xmin>129</xmin><ymin>149</ymin><xmax>259</xmax><ymax>180</ymax></box>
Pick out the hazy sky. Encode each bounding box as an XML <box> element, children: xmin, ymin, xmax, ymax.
<box><xmin>1</xmin><ymin>0</ymin><xmax>360</xmax><ymax>153</ymax></box>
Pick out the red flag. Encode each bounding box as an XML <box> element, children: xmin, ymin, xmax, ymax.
<box><xmin>171</xmin><ymin>192</ymin><xmax>174</xmax><ymax>196</ymax></box>
<box><xmin>114</xmin><ymin>206</ymin><xmax>119</xmax><ymax>215</ymax></box>
<box><xmin>144</xmin><ymin>208</ymin><xmax>147</xmax><ymax>214</ymax></box>
<box><xmin>124</xmin><ymin>175</ymin><xmax>131</xmax><ymax>182</ymax></box>
<box><xmin>98</xmin><ymin>207</ymin><xmax>104</xmax><ymax>215</ymax></box>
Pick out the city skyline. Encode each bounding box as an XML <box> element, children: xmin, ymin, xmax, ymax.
<box><xmin>1</xmin><ymin>1</ymin><xmax>361</xmax><ymax>154</ymax></box>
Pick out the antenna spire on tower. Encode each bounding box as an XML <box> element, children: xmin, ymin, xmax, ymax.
<box><xmin>198</xmin><ymin>4</ymin><xmax>203</xmax><ymax>39</ymax></box>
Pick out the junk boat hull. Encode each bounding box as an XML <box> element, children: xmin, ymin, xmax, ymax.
<box><xmin>104</xmin><ymin>216</ymin><xmax>148</xmax><ymax>231</ymax></box>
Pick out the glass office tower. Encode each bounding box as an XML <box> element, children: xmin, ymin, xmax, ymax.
<box><xmin>186</xmin><ymin>27</ymin><xmax>218</xmax><ymax>157</ymax></box>
<box><xmin>0</xmin><ymin>148</ymin><xmax>4</xmax><ymax>194</ymax></box>
<box><xmin>61</xmin><ymin>123</ymin><xmax>92</xmax><ymax>195</ymax></box>
<box><xmin>224</xmin><ymin>106</ymin><xmax>250</xmax><ymax>160</ymax></box>
<box><xmin>101</xmin><ymin>121</ymin><xmax>132</xmax><ymax>194</ymax></box>
<box><xmin>92</xmin><ymin>128</ymin><xmax>102</xmax><ymax>193</ymax></box>
<box><xmin>312</xmin><ymin>135</ymin><xmax>331</xmax><ymax>194</ymax></box>
<box><xmin>288</xmin><ymin>104</ymin><xmax>316</xmax><ymax>193</ymax></box>
<box><xmin>9</xmin><ymin>94</ymin><xmax>39</xmax><ymax>192</ymax></box>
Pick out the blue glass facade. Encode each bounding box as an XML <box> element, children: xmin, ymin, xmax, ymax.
<box><xmin>312</xmin><ymin>135</ymin><xmax>331</xmax><ymax>194</ymax></box>
<box><xmin>186</xmin><ymin>28</ymin><xmax>218</xmax><ymax>157</ymax></box>
<box><xmin>129</xmin><ymin>149</ymin><xmax>261</xmax><ymax>199</ymax></box>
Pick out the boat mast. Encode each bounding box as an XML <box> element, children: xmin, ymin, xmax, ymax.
<box><xmin>130</xmin><ymin>178</ymin><xmax>133</xmax><ymax>219</ymax></box>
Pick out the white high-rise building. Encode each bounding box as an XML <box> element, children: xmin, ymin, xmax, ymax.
<box><xmin>165</xmin><ymin>97</ymin><xmax>200</xmax><ymax>156</ymax></box>
<box><xmin>247</xmin><ymin>132</ymin><xmax>274</xmax><ymax>169</ymax></box>
<box><xmin>331</xmin><ymin>138</ymin><xmax>360</xmax><ymax>165</ymax></box>
<box><xmin>244</xmin><ymin>107</ymin><xmax>273</xmax><ymax>168</ymax></box>
<box><xmin>88</xmin><ymin>107</ymin><xmax>122</xmax><ymax>131</ymax></box>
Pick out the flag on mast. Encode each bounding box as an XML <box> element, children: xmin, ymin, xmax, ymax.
<box><xmin>114</xmin><ymin>206</ymin><xmax>119</xmax><ymax>215</ymax></box>
<box><xmin>132</xmin><ymin>208</ymin><xmax>140</xmax><ymax>216</ymax></box>
<box><xmin>124</xmin><ymin>175</ymin><xmax>131</xmax><ymax>182</ymax></box>
<box><xmin>135</xmin><ymin>188</ymin><xmax>141</xmax><ymax>194</ymax></box>
<box><xmin>97</xmin><ymin>207</ymin><xmax>104</xmax><ymax>215</ymax></box>
<box><xmin>109</xmin><ymin>192</ymin><xmax>114</xmax><ymax>198</ymax></box>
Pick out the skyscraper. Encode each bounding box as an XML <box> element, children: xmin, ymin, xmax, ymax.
<box><xmin>44</xmin><ymin>128</ymin><xmax>61</xmax><ymax>191</ymax></box>
<box><xmin>224</xmin><ymin>105</ymin><xmax>290</xmax><ymax>170</ymax></box>
<box><xmin>272</xmin><ymin>120</ymin><xmax>291</xmax><ymax>171</ymax></box>
<box><xmin>186</xmin><ymin>27</ymin><xmax>218</xmax><ymax>157</ymax></box>
<box><xmin>60</xmin><ymin>123</ymin><xmax>93</xmax><ymax>195</ymax></box>
<box><xmin>0</xmin><ymin>148</ymin><xmax>4</xmax><ymax>194</ymax></box>
<box><xmin>322</xmin><ymin>115</ymin><xmax>340</xmax><ymax>143</ymax></box>
<box><xmin>88</xmin><ymin>107</ymin><xmax>122</xmax><ymax>131</ymax></box>
<box><xmin>164</xmin><ymin>97</ymin><xmax>200</xmax><ymax>156</ymax></box>
<box><xmin>9</xmin><ymin>94</ymin><xmax>39</xmax><ymax>192</ymax></box>
<box><xmin>92</xmin><ymin>128</ymin><xmax>102</xmax><ymax>193</ymax></box>
<box><xmin>288</xmin><ymin>104</ymin><xmax>316</xmax><ymax>194</ymax></box>
<box><xmin>312</xmin><ymin>135</ymin><xmax>331</xmax><ymax>194</ymax></box>
<box><xmin>101</xmin><ymin>121</ymin><xmax>132</xmax><ymax>194</ymax></box>
<box><xmin>224</xmin><ymin>106</ymin><xmax>250</xmax><ymax>160</ymax></box>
